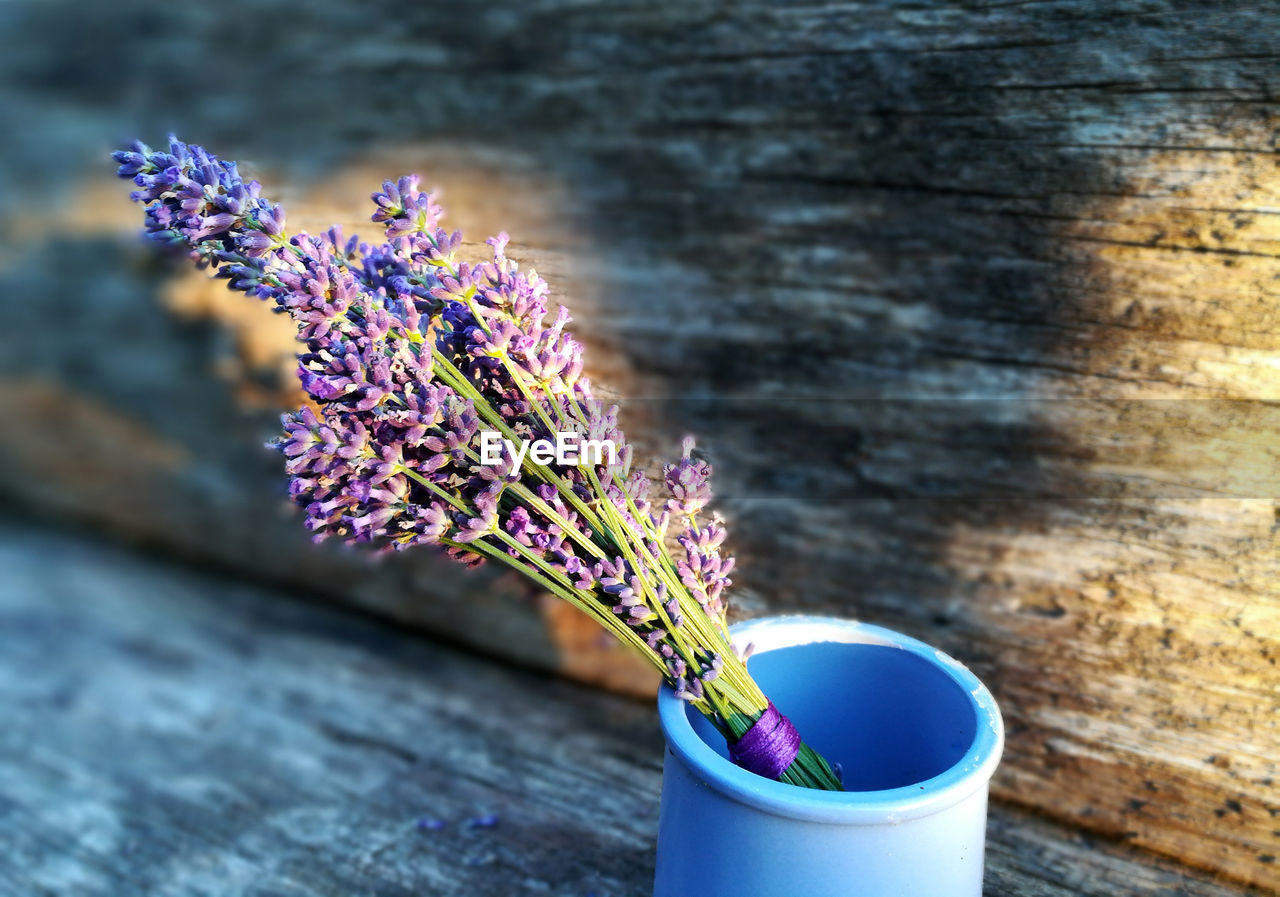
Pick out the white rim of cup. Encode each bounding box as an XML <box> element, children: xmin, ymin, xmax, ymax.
<box><xmin>656</xmin><ymin>615</ymin><xmax>1005</xmax><ymax>824</ymax></box>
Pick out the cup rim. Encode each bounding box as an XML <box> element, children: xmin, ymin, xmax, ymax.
<box><xmin>656</xmin><ymin>615</ymin><xmax>1005</xmax><ymax>824</ymax></box>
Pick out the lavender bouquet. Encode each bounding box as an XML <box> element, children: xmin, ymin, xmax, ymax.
<box><xmin>113</xmin><ymin>137</ymin><xmax>841</xmax><ymax>791</ymax></box>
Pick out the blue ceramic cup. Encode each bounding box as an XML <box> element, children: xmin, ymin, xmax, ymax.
<box><xmin>655</xmin><ymin>616</ymin><xmax>1004</xmax><ymax>897</ymax></box>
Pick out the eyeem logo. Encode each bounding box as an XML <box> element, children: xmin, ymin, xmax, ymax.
<box><xmin>478</xmin><ymin>430</ymin><xmax>618</xmax><ymax>468</ymax></box>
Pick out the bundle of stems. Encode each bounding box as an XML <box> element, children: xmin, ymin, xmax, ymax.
<box><xmin>113</xmin><ymin>137</ymin><xmax>841</xmax><ymax>791</ymax></box>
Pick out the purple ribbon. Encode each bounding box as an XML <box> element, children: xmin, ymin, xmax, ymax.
<box><xmin>729</xmin><ymin>701</ymin><xmax>801</xmax><ymax>780</ymax></box>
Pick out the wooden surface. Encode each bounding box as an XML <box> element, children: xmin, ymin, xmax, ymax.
<box><xmin>0</xmin><ymin>522</ymin><xmax>1268</xmax><ymax>897</ymax></box>
<box><xmin>1</xmin><ymin>0</ymin><xmax>1279</xmax><ymax>887</ymax></box>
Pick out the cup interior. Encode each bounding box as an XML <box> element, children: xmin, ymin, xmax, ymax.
<box><xmin>687</xmin><ymin>641</ymin><xmax>978</xmax><ymax>791</ymax></box>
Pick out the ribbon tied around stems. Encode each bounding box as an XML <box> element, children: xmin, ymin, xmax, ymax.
<box><xmin>728</xmin><ymin>700</ymin><xmax>801</xmax><ymax>780</ymax></box>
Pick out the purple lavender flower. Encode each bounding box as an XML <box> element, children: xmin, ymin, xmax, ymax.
<box><xmin>114</xmin><ymin>136</ymin><xmax>841</xmax><ymax>792</ymax></box>
<box><xmin>371</xmin><ymin>175</ymin><xmax>445</xmax><ymax>238</ymax></box>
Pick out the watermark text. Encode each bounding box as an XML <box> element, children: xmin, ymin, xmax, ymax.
<box><xmin>478</xmin><ymin>430</ymin><xmax>617</xmax><ymax>468</ymax></box>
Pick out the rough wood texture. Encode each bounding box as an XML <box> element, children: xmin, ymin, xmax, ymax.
<box><xmin>1</xmin><ymin>0</ymin><xmax>1278</xmax><ymax>887</ymax></box>
<box><xmin>0</xmin><ymin>523</ymin><xmax>1267</xmax><ymax>897</ymax></box>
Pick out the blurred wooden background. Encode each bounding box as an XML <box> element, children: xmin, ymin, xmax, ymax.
<box><xmin>0</xmin><ymin>0</ymin><xmax>1276</xmax><ymax>889</ymax></box>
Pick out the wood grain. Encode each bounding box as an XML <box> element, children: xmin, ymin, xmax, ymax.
<box><xmin>0</xmin><ymin>522</ymin><xmax>1266</xmax><ymax>897</ymax></box>
<box><xmin>1</xmin><ymin>0</ymin><xmax>1277</xmax><ymax>886</ymax></box>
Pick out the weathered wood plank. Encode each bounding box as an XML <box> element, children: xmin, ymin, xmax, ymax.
<box><xmin>1</xmin><ymin>0</ymin><xmax>1278</xmax><ymax>886</ymax></box>
<box><xmin>0</xmin><ymin>523</ymin><xmax>1266</xmax><ymax>897</ymax></box>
